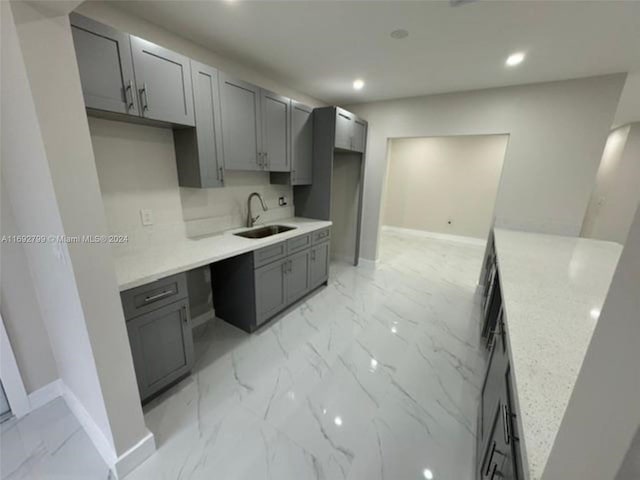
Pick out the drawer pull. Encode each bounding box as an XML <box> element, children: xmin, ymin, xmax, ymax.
<box><xmin>484</xmin><ymin>441</ymin><xmax>496</xmax><ymax>476</ymax></box>
<box><xmin>144</xmin><ymin>290</ymin><xmax>175</xmax><ymax>303</ymax></box>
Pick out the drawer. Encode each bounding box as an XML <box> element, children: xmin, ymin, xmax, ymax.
<box><xmin>287</xmin><ymin>233</ymin><xmax>312</xmax><ymax>254</ymax></box>
<box><xmin>121</xmin><ymin>273</ymin><xmax>187</xmax><ymax>320</ymax></box>
<box><xmin>253</xmin><ymin>241</ymin><xmax>287</xmax><ymax>268</ymax></box>
<box><xmin>312</xmin><ymin>228</ymin><xmax>331</xmax><ymax>245</ymax></box>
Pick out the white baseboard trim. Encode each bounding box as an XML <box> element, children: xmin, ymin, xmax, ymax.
<box><xmin>381</xmin><ymin>225</ymin><xmax>487</xmax><ymax>247</ymax></box>
<box><xmin>61</xmin><ymin>382</ymin><xmax>156</xmax><ymax>478</ymax></box>
<box><xmin>191</xmin><ymin>310</ymin><xmax>215</xmax><ymax>329</ymax></box>
<box><xmin>357</xmin><ymin>257</ymin><xmax>379</xmax><ymax>269</ymax></box>
<box><xmin>28</xmin><ymin>379</ymin><xmax>62</xmax><ymax>411</ymax></box>
<box><xmin>113</xmin><ymin>430</ymin><xmax>156</xmax><ymax>479</ymax></box>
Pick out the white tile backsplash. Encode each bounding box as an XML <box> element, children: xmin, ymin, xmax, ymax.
<box><xmin>89</xmin><ymin>117</ymin><xmax>294</xmax><ymax>256</ymax></box>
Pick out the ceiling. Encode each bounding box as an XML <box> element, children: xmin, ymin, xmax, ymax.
<box><xmin>114</xmin><ymin>0</ymin><xmax>640</xmax><ymax>124</ymax></box>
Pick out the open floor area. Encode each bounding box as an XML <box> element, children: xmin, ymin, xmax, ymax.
<box><xmin>1</xmin><ymin>231</ymin><xmax>486</xmax><ymax>480</ymax></box>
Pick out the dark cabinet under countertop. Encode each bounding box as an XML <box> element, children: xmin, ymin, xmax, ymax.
<box><xmin>212</xmin><ymin>229</ymin><xmax>330</xmax><ymax>332</ymax></box>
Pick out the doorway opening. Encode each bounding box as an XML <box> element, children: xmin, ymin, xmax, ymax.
<box><xmin>379</xmin><ymin>134</ymin><xmax>508</xmax><ymax>257</ymax></box>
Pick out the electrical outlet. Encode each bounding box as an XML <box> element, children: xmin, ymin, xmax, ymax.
<box><xmin>140</xmin><ymin>208</ymin><xmax>154</xmax><ymax>226</ymax></box>
<box><xmin>278</xmin><ymin>196</ymin><xmax>288</xmax><ymax>206</ymax></box>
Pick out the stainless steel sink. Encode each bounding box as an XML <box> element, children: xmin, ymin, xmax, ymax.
<box><xmin>234</xmin><ymin>225</ymin><xmax>296</xmax><ymax>239</ymax></box>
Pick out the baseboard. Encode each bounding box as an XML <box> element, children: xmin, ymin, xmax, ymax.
<box><xmin>61</xmin><ymin>382</ymin><xmax>156</xmax><ymax>478</ymax></box>
<box><xmin>113</xmin><ymin>429</ymin><xmax>156</xmax><ymax>479</ymax></box>
<box><xmin>357</xmin><ymin>257</ymin><xmax>379</xmax><ymax>269</ymax></box>
<box><xmin>382</xmin><ymin>225</ymin><xmax>487</xmax><ymax>247</ymax></box>
<box><xmin>191</xmin><ymin>310</ymin><xmax>215</xmax><ymax>329</ymax></box>
<box><xmin>28</xmin><ymin>379</ymin><xmax>62</xmax><ymax>411</ymax></box>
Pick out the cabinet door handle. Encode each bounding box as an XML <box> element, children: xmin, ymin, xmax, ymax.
<box><xmin>256</xmin><ymin>152</ymin><xmax>262</xmax><ymax>167</ymax></box>
<box><xmin>218</xmin><ymin>166</ymin><xmax>224</xmax><ymax>183</ymax></box>
<box><xmin>484</xmin><ymin>441</ymin><xmax>497</xmax><ymax>476</ymax></box>
<box><xmin>144</xmin><ymin>289</ymin><xmax>174</xmax><ymax>303</ymax></box>
<box><xmin>264</xmin><ymin>152</ymin><xmax>269</xmax><ymax>170</ymax></box>
<box><xmin>311</xmin><ymin>250</ymin><xmax>316</xmax><ymax>261</ymax></box>
<box><xmin>490</xmin><ymin>463</ymin><xmax>500</xmax><ymax>480</ymax></box>
<box><xmin>140</xmin><ymin>83</ymin><xmax>149</xmax><ymax>111</ymax></box>
<box><xmin>181</xmin><ymin>305</ymin><xmax>188</xmax><ymax>324</ymax></box>
<box><xmin>282</xmin><ymin>262</ymin><xmax>287</xmax><ymax>275</ymax></box>
<box><xmin>125</xmin><ymin>80</ymin><xmax>135</xmax><ymax>110</ymax></box>
<box><xmin>502</xmin><ymin>404</ymin><xmax>511</xmax><ymax>445</ymax></box>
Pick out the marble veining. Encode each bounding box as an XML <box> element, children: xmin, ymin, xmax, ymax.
<box><xmin>1</xmin><ymin>230</ymin><xmax>487</xmax><ymax>480</ymax></box>
<box><xmin>493</xmin><ymin>228</ymin><xmax>622</xmax><ymax>480</ymax></box>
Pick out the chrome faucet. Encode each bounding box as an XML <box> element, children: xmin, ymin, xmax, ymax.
<box><xmin>247</xmin><ymin>192</ymin><xmax>268</xmax><ymax>228</ymax></box>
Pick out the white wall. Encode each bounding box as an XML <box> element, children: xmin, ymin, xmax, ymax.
<box><xmin>0</xmin><ymin>188</ymin><xmax>58</xmax><ymax>394</ymax></box>
<box><xmin>89</xmin><ymin>118</ymin><xmax>294</xmax><ymax>257</ymax></box>
<box><xmin>348</xmin><ymin>74</ymin><xmax>626</xmax><ymax>261</ymax></box>
<box><xmin>542</xmin><ymin>202</ymin><xmax>640</xmax><ymax>480</ymax></box>
<box><xmin>383</xmin><ymin>135</ymin><xmax>508</xmax><ymax>239</ymax></box>
<box><xmin>7</xmin><ymin>1</ymin><xmax>153</xmax><ymax>472</ymax></box>
<box><xmin>582</xmin><ymin>123</ymin><xmax>640</xmax><ymax>244</ymax></box>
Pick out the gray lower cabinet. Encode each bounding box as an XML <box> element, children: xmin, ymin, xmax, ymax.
<box><xmin>174</xmin><ymin>60</ymin><xmax>224</xmax><ymax>188</ymax></box>
<box><xmin>70</xmin><ymin>13</ymin><xmax>139</xmax><ymax>116</ymax></box>
<box><xmin>212</xmin><ymin>230</ymin><xmax>330</xmax><ymax>332</ymax></box>
<box><xmin>309</xmin><ymin>241</ymin><xmax>330</xmax><ymax>288</ymax></box>
<box><xmin>126</xmin><ymin>299</ymin><xmax>194</xmax><ymax>402</ymax></box>
<box><xmin>261</xmin><ymin>90</ymin><xmax>290</xmax><ymax>172</ymax></box>
<box><xmin>255</xmin><ymin>258</ymin><xmax>288</xmax><ymax>326</ymax></box>
<box><xmin>286</xmin><ymin>249</ymin><xmax>311</xmax><ymax>303</ymax></box>
<box><xmin>130</xmin><ymin>36</ymin><xmax>195</xmax><ymax>126</ymax></box>
<box><xmin>121</xmin><ymin>273</ymin><xmax>194</xmax><ymax>402</ymax></box>
<box><xmin>219</xmin><ymin>73</ymin><xmax>262</xmax><ymax>171</ymax></box>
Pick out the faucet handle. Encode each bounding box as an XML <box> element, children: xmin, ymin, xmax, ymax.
<box><xmin>252</xmin><ymin>214</ymin><xmax>261</xmax><ymax>225</ymax></box>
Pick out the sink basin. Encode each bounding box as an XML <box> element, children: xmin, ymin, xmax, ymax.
<box><xmin>234</xmin><ymin>225</ymin><xmax>296</xmax><ymax>239</ymax></box>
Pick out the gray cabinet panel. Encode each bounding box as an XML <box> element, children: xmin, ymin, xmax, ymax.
<box><xmin>286</xmin><ymin>250</ymin><xmax>310</xmax><ymax>303</ymax></box>
<box><xmin>286</xmin><ymin>233</ymin><xmax>311</xmax><ymax>254</ymax></box>
<box><xmin>309</xmin><ymin>241</ymin><xmax>330</xmax><ymax>288</ymax></box>
<box><xmin>352</xmin><ymin>118</ymin><xmax>367</xmax><ymax>153</ymax></box>
<box><xmin>130</xmin><ymin>36</ymin><xmax>194</xmax><ymax>126</ymax></box>
<box><xmin>261</xmin><ymin>90</ymin><xmax>290</xmax><ymax>172</ymax></box>
<box><xmin>121</xmin><ymin>273</ymin><xmax>187</xmax><ymax>320</ymax></box>
<box><xmin>335</xmin><ymin>108</ymin><xmax>354</xmax><ymax>150</ymax></box>
<box><xmin>253</xmin><ymin>241</ymin><xmax>287</xmax><ymax>268</ymax></box>
<box><xmin>126</xmin><ymin>299</ymin><xmax>193</xmax><ymax>401</ymax></box>
<box><xmin>174</xmin><ymin>61</ymin><xmax>224</xmax><ymax>188</ymax></box>
<box><xmin>219</xmin><ymin>73</ymin><xmax>262</xmax><ymax>171</ymax></box>
<box><xmin>291</xmin><ymin>101</ymin><xmax>313</xmax><ymax>185</ymax></box>
<box><xmin>70</xmin><ymin>13</ymin><xmax>139</xmax><ymax>116</ymax></box>
<box><xmin>255</xmin><ymin>259</ymin><xmax>287</xmax><ymax>326</ymax></box>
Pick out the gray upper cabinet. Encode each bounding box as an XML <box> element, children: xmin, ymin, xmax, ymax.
<box><xmin>261</xmin><ymin>90</ymin><xmax>290</xmax><ymax>172</ymax></box>
<box><xmin>130</xmin><ymin>36</ymin><xmax>194</xmax><ymax>126</ymax></box>
<box><xmin>291</xmin><ymin>101</ymin><xmax>313</xmax><ymax>185</ymax></box>
<box><xmin>219</xmin><ymin>73</ymin><xmax>262</xmax><ymax>171</ymax></box>
<box><xmin>70</xmin><ymin>13</ymin><xmax>139</xmax><ymax>116</ymax></box>
<box><xmin>352</xmin><ymin>118</ymin><xmax>367</xmax><ymax>153</ymax></box>
<box><xmin>126</xmin><ymin>298</ymin><xmax>194</xmax><ymax>402</ymax></box>
<box><xmin>334</xmin><ymin>107</ymin><xmax>367</xmax><ymax>152</ymax></box>
<box><xmin>174</xmin><ymin>60</ymin><xmax>224</xmax><ymax>188</ymax></box>
<box><xmin>335</xmin><ymin>108</ymin><xmax>354</xmax><ymax>150</ymax></box>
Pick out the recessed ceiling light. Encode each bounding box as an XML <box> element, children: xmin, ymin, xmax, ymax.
<box><xmin>390</xmin><ymin>29</ymin><xmax>409</xmax><ymax>40</ymax></box>
<box><xmin>505</xmin><ymin>52</ymin><xmax>525</xmax><ymax>67</ymax></box>
<box><xmin>353</xmin><ymin>79</ymin><xmax>365</xmax><ymax>90</ymax></box>
<box><xmin>423</xmin><ymin>468</ymin><xmax>434</xmax><ymax>479</ymax></box>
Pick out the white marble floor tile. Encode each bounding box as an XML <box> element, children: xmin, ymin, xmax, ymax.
<box><xmin>1</xmin><ymin>231</ymin><xmax>487</xmax><ymax>480</ymax></box>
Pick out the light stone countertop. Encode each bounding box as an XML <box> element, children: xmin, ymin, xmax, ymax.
<box><xmin>493</xmin><ymin>228</ymin><xmax>622</xmax><ymax>480</ymax></box>
<box><xmin>114</xmin><ymin>217</ymin><xmax>332</xmax><ymax>291</ymax></box>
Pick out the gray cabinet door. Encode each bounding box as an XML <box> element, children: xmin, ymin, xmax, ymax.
<box><xmin>255</xmin><ymin>259</ymin><xmax>287</xmax><ymax>326</ymax></box>
<box><xmin>70</xmin><ymin>13</ymin><xmax>139</xmax><ymax>116</ymax></box>
<box><xmin>219</xmin><ymin>73</ymin><xmax>262</xmax><ymax>171</ymax></box>
<box><xmin>335</xmin><ymin>108</ymin><xmax>354</xmax><ymax>150</ymax></box>
<box><xmin>309</xmin><ymin>241</ymin><xmax>330</xmax><ymax>288</ymax></box>
<box><xmin>261</xmin><ymin>90</ymin><xmax>290</xmax><ymax>172</ymax></box>
<box><xmin>130</xmin><ymin>36</ymin><xmax>194</xmax><ymax>126</ymax></box>
<box><xmin>352</xmin><ymin>118</ymin><xmax>367</xmax><ymax>153</ymax></box>
<box><xmin>291</xmin><ymin>101</ymin><xmax>313</xmax><ymax>185</ymax></box>
<box><xmin>126</xmin><ymin>299</ymin><xmax>194</xmax><ymax>401</ymax></box>
<box><xmin>286</xmin><ymin>249</ymin><xmax>311</xmax><ymax>303</ymax></box>
<box><xmin>175</xmin><ymin>60</ymin><xmax>224</xmax><ymax>188</ymax></box>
